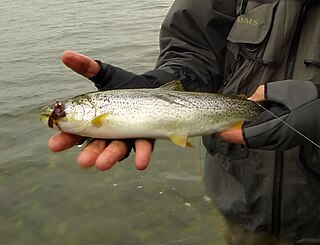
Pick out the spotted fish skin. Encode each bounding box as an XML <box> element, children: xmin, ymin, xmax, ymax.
<box><xmin>40</xmin><ymin>81</ymin><xmax>261</xmax><ymax>146</ymax></box>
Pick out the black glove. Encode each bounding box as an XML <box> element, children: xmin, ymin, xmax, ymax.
<box><xmin>243</xmin><ymin>80</ymin><xmax>320</xmax><ymax>150</ymax></box>
<box><xmin>90</xmin><ymin>60</ymin><xmax>210</xmax><ymax>92</ymax></box>
<box><xmin>90</xmin><ymin>60</ymin><xmax>177</xmax><ymax>90</ymax></box>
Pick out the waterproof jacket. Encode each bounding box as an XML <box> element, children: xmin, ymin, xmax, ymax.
<box><xmin>155</xmin><ymin>0</ymin><xmax>320</xmax><ymax>244</ymax></box>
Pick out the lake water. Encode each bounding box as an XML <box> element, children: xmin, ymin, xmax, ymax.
<box><xmin>0</xmin><ymin>0</ymin><xmax>229</xmax><ymax>244</ymax></box>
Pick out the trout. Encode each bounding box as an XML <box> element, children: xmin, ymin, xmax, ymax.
<box><xmin>40</xmin><ymin>81</ymin><xmax>261</xmax><ymax>147</ymax></box>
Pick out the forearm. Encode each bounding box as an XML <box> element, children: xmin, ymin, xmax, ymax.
<box><xmin>156</xmin><ymin>0</ymin><xmax>236</xmax><ymax>92</ymax></box>
<box><xmin>91</xmin><ymin>0</ymin><xmax>236</xmax><ymax>92</ymax></box>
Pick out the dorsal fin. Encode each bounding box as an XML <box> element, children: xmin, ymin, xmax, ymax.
<box><xmin>158</xmin><ymin>80</ymin><xmax>185</xmax><ymax>91</ymax></box>
<box><xmin>239</xmin><ymin>94</ymin><xmax>248</xmax><ymax>100</ymax></box>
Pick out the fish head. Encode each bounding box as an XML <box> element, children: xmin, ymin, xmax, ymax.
<box><xmin>40</xmin><ymin>100</ymin><xmax>68</xmax><ymax>131</ymax></box>
<box><xmin>40</xmin><ymin>97</ymin><xmax>96</xmax><ymax>134</ymax></box>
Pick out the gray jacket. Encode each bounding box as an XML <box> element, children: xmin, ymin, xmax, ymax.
<box><xmin>155</xmin><ymin>0</ymin><xmax>320</xmax><ymax>243</ymax></box>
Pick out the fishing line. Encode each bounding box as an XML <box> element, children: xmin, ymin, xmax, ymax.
<box><xmin>253</xmin><ymin>101</ymin><xmax>320</xmax><ymax>149</ymax></box>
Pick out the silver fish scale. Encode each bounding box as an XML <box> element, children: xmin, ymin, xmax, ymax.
<box><xmin>60</xmin><ymin>89</ymin><xmax>261</xmax><ymax>138</ymax></box>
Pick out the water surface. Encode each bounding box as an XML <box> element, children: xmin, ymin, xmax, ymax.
<box><xmin>0</xmin><ymin>0</ymin><xmax>228</xmax><ymax>244</ymax></box>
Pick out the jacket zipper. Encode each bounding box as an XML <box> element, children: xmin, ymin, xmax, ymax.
<box><xmin>271</xmin><ymin>2</ymin><xmax>309</xmax><ymax>236</ymax></box>
<box><xmin>272</xmin><ymin>151</ymin><xmax>283</xmax><ymax>235</ymax></box>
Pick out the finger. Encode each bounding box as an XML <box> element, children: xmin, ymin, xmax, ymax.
<box><xmin>48</xmin><ymin>132</ymin><xmax>82</xmax><ymax>152</ymax></box>
<box><xmin>61</xmin><ymin>51</ymin><xmax>100</xmax><ymax>79</ymax></box>
<box><xmin>248</xmin><ymin>85</ymin><xmax>265</xmax><ymax>101</ymax></box>
<box><xmin>134</xmin><ymin>139</ymin><xmax>152</xmax><ymax>170</ymax></box>
<box><xmin>218</xmin><ymin>129</ymin><xmax>244</xmax><ymax>144</ymax></box>
<box><xmin>77</xmin><ymin>139</ymin><xmax>107</xmax><ymax>168</ymax></box>
<box><xmin>95</xmin><ymin>140</ymin><xmax>128</xmax><ymax>171</ymax></box>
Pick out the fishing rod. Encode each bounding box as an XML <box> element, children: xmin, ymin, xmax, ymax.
<box><xmin>252</xmin><ymin>101</ymin><xmax>320</xmax><ymax>149</ymax></box>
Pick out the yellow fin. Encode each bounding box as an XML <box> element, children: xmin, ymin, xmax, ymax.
<box><xmin>158</xmin><ymin>80</ymin><xmax>185</xmax><ymax>91</ymax></box>
<box><xmin>239</xmin><ymin>94</ymin><xmax>248</xmax><ymax>100</ymax></box>
<box><xmin>91</xmin><ymin>113</ymin><xmax>110</xmax><ymax>127</ymax></box>
<box><xmin>186</xmin><ymin>141</ymin><xmax>194</xmax><ymax>148</ymax></box>
<box><xmin>229</xmin><ymin>121</ymin><xmax>244</xmax><ymax>130</ymax></box>
<box><xmin>169</xmin><ymin>134</ymin><xmax>193</xmax><ymax>148</ymax></box>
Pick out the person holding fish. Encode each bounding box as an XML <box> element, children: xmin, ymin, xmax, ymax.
<box><xmin>45</xmin><ymin>0</ymin><xmax>319</xmax><ymax>244</ymax></box>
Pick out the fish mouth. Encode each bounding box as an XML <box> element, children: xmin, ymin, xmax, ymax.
<box><xmin>40</xmin><ymin>106</ymin><xmax>54</xmax><ymax>126</ymax></box>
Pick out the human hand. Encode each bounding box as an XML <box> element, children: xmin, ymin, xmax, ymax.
<box><xmin>218</xmin><ymin>85</ymin><xmax>265</xmax><ymax>144</ymax></box>
<box><xmin>48</xmin><ymin>51</ymin><xmax>153</xmax><ymax>170</ymax></box>
<box><xmin>221</xmin><ymin>80</ymin><xmax>320</xmax><ymax>149</ymax></box>
<box><xmin>242</xmin><ymin>80</ymin><xmax>320</xmax><ymax>150</ymax></box>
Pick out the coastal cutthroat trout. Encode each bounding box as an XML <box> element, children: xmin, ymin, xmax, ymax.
<box><xmin>40</xmin><ymin>81</ymin><xmax>261</xmax><ymax>147</ymax></box>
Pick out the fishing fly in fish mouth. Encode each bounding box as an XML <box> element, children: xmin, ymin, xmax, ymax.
<box><xmin>40</xmin><ymin>80</ymin><xmax>261</xmax><ymax>147</ymax></box>
<box><xmin>47</xmin><ymin>101</ymin><xmax>66</xmax><ymax>129</ymax></box>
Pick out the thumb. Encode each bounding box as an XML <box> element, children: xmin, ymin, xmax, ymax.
<box><xmin>248</xmin><ymin>84</ymin><xmax>265</xmax><ymax>102</ymax></box>
<box><xmin>61</xmin><ymin>51</ymin><xmax>100</xmax><ymax>79</ymax></box>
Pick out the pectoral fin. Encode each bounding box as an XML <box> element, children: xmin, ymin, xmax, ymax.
<box><xmin>91</xmin><ymin>113</ymin><xmax>110</xmax><ymax>127</ymax></box>
<box><xmin>169</xmin><ymin>134</ymin><xmax>194</xmax><ymax>148</ymax></box>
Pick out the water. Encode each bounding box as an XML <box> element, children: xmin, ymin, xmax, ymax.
<box><xmin>0</xmin><ymin>1</ymin><xmax>229</xmax><ymax>244</ymax></box>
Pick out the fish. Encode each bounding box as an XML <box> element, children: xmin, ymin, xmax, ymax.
<box><xmin>40</xmin><ymin>80</ymin><xmax>261</xmax><ymax>147</ymax></box>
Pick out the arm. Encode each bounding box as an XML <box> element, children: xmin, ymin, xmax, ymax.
<box><xmin>155</xmin><ymin>0</ymin><xmax>236</xmax><ymax>92</ymax></box>
<box><xmin>91</xmin><ymin>0</ymin><xmax>236</xmax><ymax>92</ymax></box>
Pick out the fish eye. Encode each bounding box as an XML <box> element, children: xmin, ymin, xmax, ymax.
<box><xmin>53</xmin><ymin>101</ymin><xmax>66</xmax><ymax>118</ymax></box>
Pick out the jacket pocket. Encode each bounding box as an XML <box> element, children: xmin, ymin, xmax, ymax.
<box><xmin>303</xmin><ymin>32</ymin><xmax>320</xmax><ymax>69</ymax></box>
<box><xmin>227</xmin><ymin>1</ymin><xmax>279</xmax><ymax>65</ymax></box>
<box><xmin>303</xmin><ymin>2</ymin><xmax>320</xmax><ymax>69</ymax></box>
<box><xmin>300</xmin><ymin>144</ymin><xmax>320</xmax><ymax>176</ymax></box>
<box><xmin>228</xmin><ymin>1</ymin><xmax>278</xmax><ymax>45</ymax></box>
<box><xmin>222</xmin><ymin>0</ymin><xmax>282</xmax><ymax>95</ymax></box>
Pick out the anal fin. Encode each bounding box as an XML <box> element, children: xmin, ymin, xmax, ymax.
<box><xmin>229</xmin><ymin>121</ymin><xmax>244</xmax><ymax>130</ymax></box>
<box><xmin>169</xmin><ymin>134</ymin><xmax>193</xmax><ymax>148</ymax></box>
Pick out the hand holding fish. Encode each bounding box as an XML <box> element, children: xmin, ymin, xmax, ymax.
<box><xmin>45</xmin><ymin>52</ymin><xmax>319</xmax><ymax>169</ymax></box>
<box><xmin>218</xmin><ymin>85</ymin><xmax>265</xmax><ymax>144</ymax></box>
<box><xmin>45</xmin><ymin>51</ymin><xmax>262</xmax><ymax>169</ymax></box>
<box><xmin>221</xmin><ymin>80</ymin><xmax>320</xmax><ymax>150</ymax></box>
<box><xmin>48</xmin><ymin>51</ymin><xmax>153</xmax><ymax>171</ymax></box>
